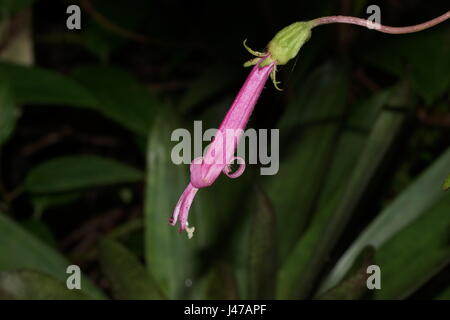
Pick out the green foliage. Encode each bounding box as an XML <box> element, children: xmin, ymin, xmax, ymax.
<box><xmin>20</xmin><ymin>219</ymin><xmax>56</xmax><ymax>247</ymax></box>
<box><xmin>318</xmin><ymin>247</ymin><xmax>375</xmax><ymax>300</ymax></box>
<box><xmin>0</xmin><ymin>63</ymin><xmax>159</xmax><ymax>136</ymax></box>
<box><xmin>1</xmin><ymin>1</ymin><xmax>449</xmax><ymax>301</ymax></box>
<box><xmin>71</xmin><ymin>65</ymin><xmax>159</xmax><ymax>135</ymax></box>
<box><xmin>320</xmin><ymin>147</ymin><xmax>450</xmax><ymax>294</ymax></box>
<box><xmin>373</xmin><ymin>194</ymin><xmax>450</xmax><ymax>299</ymax></box>
<box><xmin>276</xmin><ymin>83</ymin><xmax>405</xmax><ymax>299</ymax></box>
<box><xmin>0</xmin><ymin>63</ymin><xmax>97</xmax><ymax>108</ymax></box>
<box><xmin>25</xmin><ymin>155</ymin><xmax>143</xmax><ymax>194</ymax></box>
<box><xmin>0</xmin><ymin>270</ymin><xmax>90</xmax><ymax>300</ymax></box>
<box><xmin>144</xmin><ymin>110</ymin><xmax>199</xmax><ymax>299</ymax></box>
<box><xmin>0</xmin><ymin>213</ymin><xmax>104</xmax><ymax>299</ymax></box>
<box><xmin>248</xmin><ymin>187</ymin><xmax>277</xmax><ymax>299</ymax></box>
<box><xmin>267</xmin><ymin>62</ymin><xmax>348</xmax><ymax>261</ymax></box>
<box><xmin>99</xmin><ymin>238</ymin><xmax>163</xmax><ymax>299</ymax></box>
<box><xmin>443</xmin><ymin>174</ymin><xmax>450</xmax><ymax>191</ymax></box>
<box><xmin>365</xmin><ymin>30</ymin><xmax>450</xmax><ymax>105</ymax></box>
<box><xmin>30</xmin><ymin>192</ymin><xmax>81</xmax><ymax>218</ymax></box>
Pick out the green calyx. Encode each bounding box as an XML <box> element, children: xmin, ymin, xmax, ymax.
<box><xmin>243</xmin><ymin>21</ymin><xmax>313</xmax><ymax>90</ymax></box>
<box><xmin>268</xmin><ymin>21</ymin><xmax>313</xmax><ymax>65</ymax></box>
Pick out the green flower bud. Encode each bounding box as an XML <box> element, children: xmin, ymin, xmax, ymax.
<box><xmin>267</xmin><ymin>21</ymin><xmax>313</xmax><ymax>65</ymax></box>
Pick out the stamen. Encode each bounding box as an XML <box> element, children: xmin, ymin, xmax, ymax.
<box><xmin>185</xmin><ymin>222</ymin><xmax>195</xmax><ymax>239</ymax></box>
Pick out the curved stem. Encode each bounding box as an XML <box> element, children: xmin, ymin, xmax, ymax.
<box><xmin>310</xmin><ymin>10</ymin><xmax>450</xmax><ymax>34</ymax></box>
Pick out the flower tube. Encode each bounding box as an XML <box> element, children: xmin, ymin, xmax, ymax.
<box><xmin>170</xmin><ymin>22</ymin><xmax>314</xmax><ymax>237</ymax></box>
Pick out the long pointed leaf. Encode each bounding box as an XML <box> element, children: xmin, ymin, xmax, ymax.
<box><xmin>277</xmin><ymin>87</ymin><xmax>400</xmax><ymax>299</ymax></box>
<box><xmin>99</xmin><ymin>238</ymin><xmax>163</xmax><ymax>299</ymax></box>
<box><xmin>25</xmin><ymin>155</ymin><xmax>143</xmax><ymax>194</ymax></box>
<box><xmin>320</xmin><ymin>146</ymin><xmax>450</xmax><ymax>294</ymax></box>
<box><xmin>0</xmin><ymin>213</ymin><xmax>104</xmax><ymax>299</ymax></box>
<box><xmin>266</xmin><ymin>62</ymin><xmax>348</xmax><ymax>261</ymax></box>
<box><xmin>248</xmin><ymin>186</ymin><xmax>277</xmax><ymax>299</ymax></box>
<box><xmin>0</xmin><ymin>270</ymin><xmax>91</xmax><ymax>300</ymax></box>
<box><xmin>144</xmin><ymin>110</ymin><xmax>199</xmax><ymax>299</ymax></box>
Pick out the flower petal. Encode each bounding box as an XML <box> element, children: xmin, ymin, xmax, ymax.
<box><xmin>169</xmin><ymin>183</ymin><xmax>199</xmax><ymax>232</ymax></box>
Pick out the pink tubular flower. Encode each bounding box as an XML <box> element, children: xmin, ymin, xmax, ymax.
<box><xmin>169</xmin><ymin>60</ymin><xmax>275</xmax><ymax>237</ymax></box>
<box><xmin>169</xmin><ymin>10</ymin><xmax>450</xmax><ymax>237</ymax></box>
<box><xmin>170</xmin><ymin>21</ymin><xmax>314</xmax><ymax>237</ymax></box>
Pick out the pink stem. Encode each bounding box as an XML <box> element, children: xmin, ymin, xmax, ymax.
<box><xmin>311</xmin><ymin>10</ymin><xmax>450</xmax><ymax>34</ymax></box>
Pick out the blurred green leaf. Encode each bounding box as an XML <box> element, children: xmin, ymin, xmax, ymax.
<box><xmin>320</xmin><ymin>146</ymin><xmax>450</xmax><ymax>294</ymax></box>
<box><xmin>20</xmin><ymin>219</ymin><xmax>56</xmax><ymax>247</ymax></box>
<box><xmin>277</xmin><ymin>63</ymin><xmax>348</xmax><ymax>131</ymax></box>
<box><xmin>0</xmin><ymin>213</ymin><xmax>104</xmax><ymax>298</ymax></box>
<box><xmin>31</xmin><ymin>192</ymin><xmax>81</xmax><ymax>218</ymax></box>
<box><xmin>25</xmin><ymin>155</ymin><xmax>143</xmax><ymax>194</ymax></box>
<box><xmin>71</xmin><ymin>65</ymin><xmax>158</xmax><ymax>135</ymax></box>
<box><xmin>304</xmin><ymin>110</ymin><xmax>405</xmax><ymax>296</ymax></box>
<box><xmin>0</xmin><ymin>63</ymin><xmax>159</xmax><ymax>135</ymax></box>
<box><xmin>99</xmin><ymin>238</ymin><xmax>163</xmax><ymax>299</ymax></box>
<box><xmin>248</xmin><ymin>186</ymin><xmax>277</xmax><ymax>299</ymax></box>
<box><xmin>267</xmin><ymin>62</ymin><xmax>348</xmax><ymax>261</ymax></box>
<box><xmin>276</xmin><ymin>192</ymin><xmax>340</xmax><ymax>299</ymax></box>
<box><xmin>0</xmin><ymin>81</ymin><xmax>18</xmax><ymax>146</ymax></box>
<box><xmin>319</xmin><ymin>89</ymin><xmax>392</xmax><ymax>203</ymax></box>
<box><xmin>192</xmin><ymin>163</ymin><xmax>257</xmax><ymax>299</ymax></box>
<box><xmin>443</xmin><ymin>173</ymin><xmax>450</xmax><ymax>191</ymax></box>
<box><xmin>318</xmin><ymin>246</ymin><xmax>374</xmax><ymax>300</ymax></box>
<box><xmin>346</xmin><ymin>90</ymin><xmax>391</xmax><ymax>131</ymax></box>
<box><xmin>144</xmin><ymin>107</ymin><xmax>251</xmax><ymax>299</ymax></box>
<box><xmin>366</xmin><ymin>30</ymin><xmax>450</xmax><ymax>105</ymax></box>
<box><xmin>144</xmin><ymin>110</ymin><xmax>199</xmax><ymax>299</ymax></box>
<box><xmin>277</xmin><ymin>84</ymin><xmax>407</xmax><ymax>299</ymax></box>
<box><xmin>0</xmin><ymin>270</ymin><xmax>91</xmax><ymax>300</ymax></box>
<box><xmin>0</xmin><ymin>63</ymin><xmax>97</xmax><ymax>108</ymax></box>
<box><xmin>373</xmin><ymin>194</ymin><xmax>450</xmax><ymax>299</ymax></box>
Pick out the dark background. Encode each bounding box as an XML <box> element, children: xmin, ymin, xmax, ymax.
<box><xmin>0</xmin><ymin>0</ymin><xmax>449</xmax><ymax>300</ymax></box>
